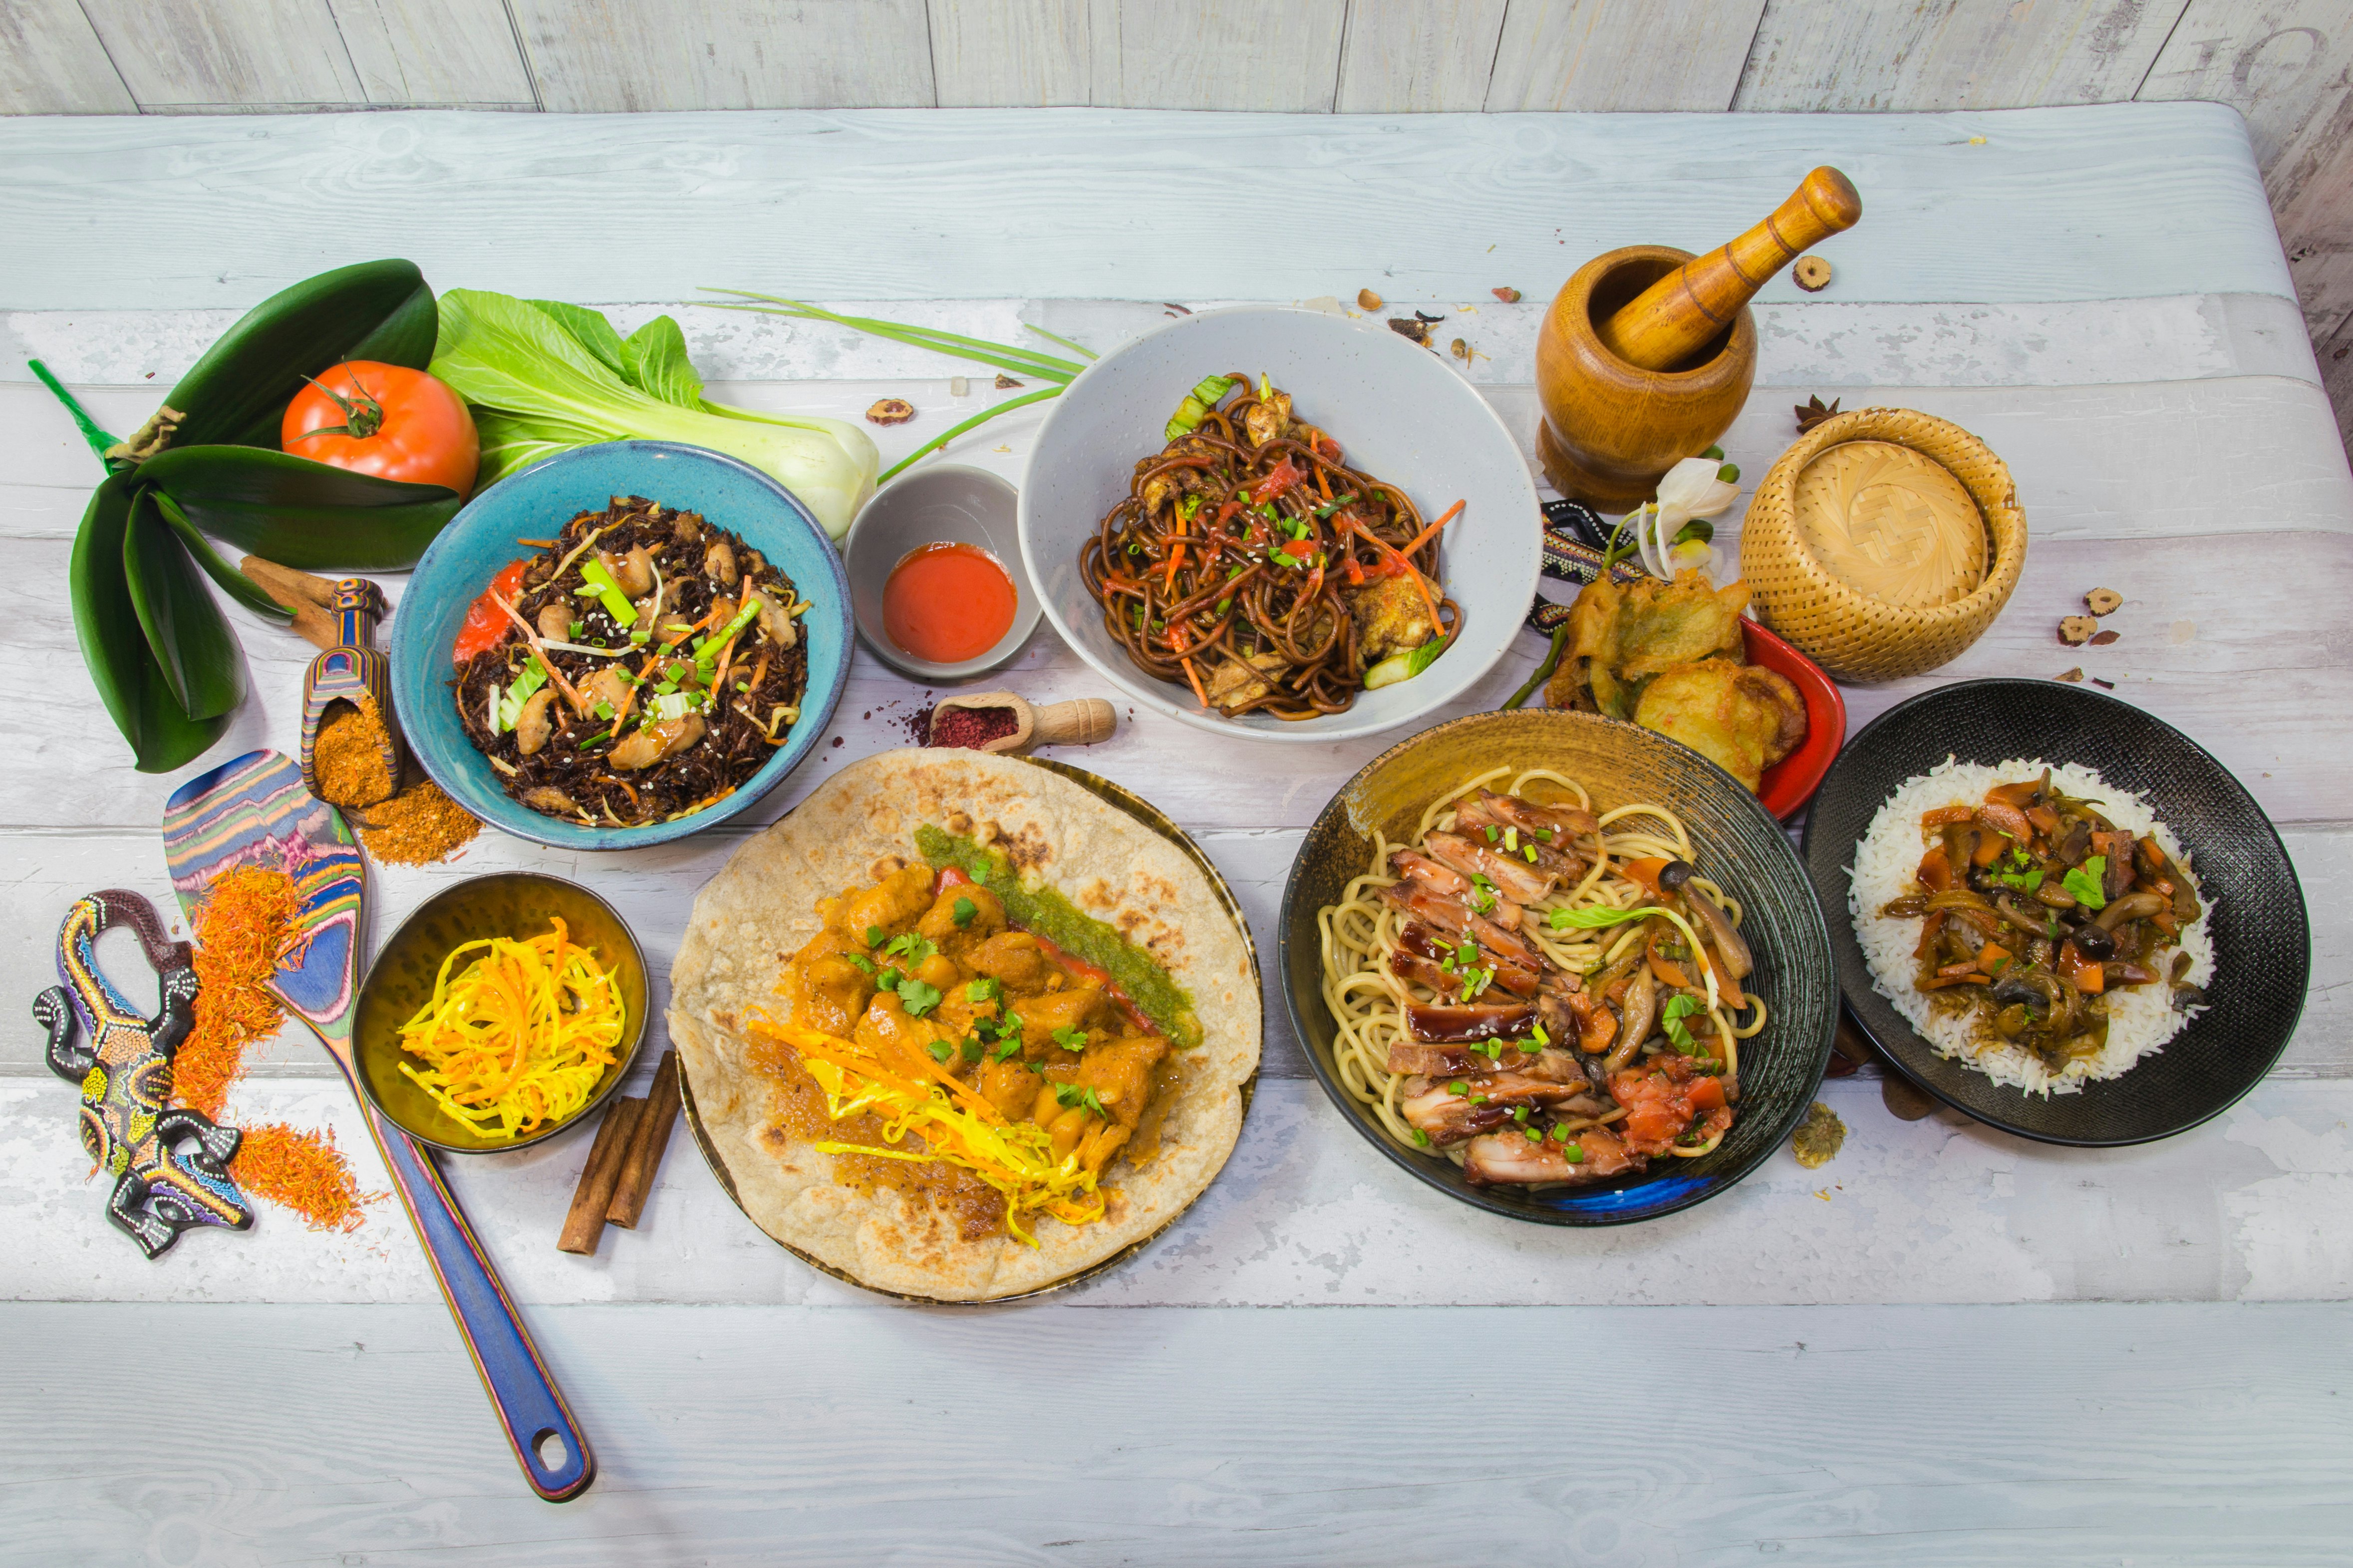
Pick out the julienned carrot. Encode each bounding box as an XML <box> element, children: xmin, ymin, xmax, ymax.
<box><xmin>489</xmin><ymin>596</ymin><xmax>587</xmax><ymax>710</ymax></box>
<box><xmin>1170</xmin><ymin>625</ymin><xmax>1210</xmax><ymax>708</ymax></box>
<box><xmin>1165</xmin><ymin>539</ymin><xmax>1185</xmax><ymax>591</ymax></box>
<box><xmin>1398</xmin><ymin>499</ymin><xmax>1465</xmax><ymax>558</ymax></box>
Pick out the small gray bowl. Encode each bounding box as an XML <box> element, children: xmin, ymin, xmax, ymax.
<box><xmin>845</xmin><ymin>464</ymin><xmax>1038</xmax><ymax>680</ymax></box>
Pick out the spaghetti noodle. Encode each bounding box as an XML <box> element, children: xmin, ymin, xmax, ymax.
<box><xmin>1316</xmin><ymin>764</ymin><xmax>1767</xmax><ymax>1185</ymax></box>
<box><xmin>1079</xmin><ymin>374</ymin><xmax>1460</xmax><ymax>719</ymax></box>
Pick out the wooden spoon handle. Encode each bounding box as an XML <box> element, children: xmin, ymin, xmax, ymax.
<box><xmin>1031</xmin><ymin>698</ymin><xmax>1117</xmax><ymax>746</ymax></box>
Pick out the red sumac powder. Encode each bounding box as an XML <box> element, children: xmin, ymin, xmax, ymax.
<box><xmin>931</xmin><ymin>705</ymin><xmax>1019</xmax><ymax>749</ymax></box>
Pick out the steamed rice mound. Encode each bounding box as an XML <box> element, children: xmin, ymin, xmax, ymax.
<box><xmin>1847</xmin><ymin>755</ymin><xmax>2213</xmax><ymax>1095</ymax></box>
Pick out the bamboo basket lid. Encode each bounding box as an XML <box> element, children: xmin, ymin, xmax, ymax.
<box><xmin>1739</xmin><ymin>407</ymin><xmax>2026</xmax><ymax>681</ymax></box>
<box><xmin>1791</xmin><ymin>440</ymin><xmax>1986</xmax><ymax>610</ymax></box>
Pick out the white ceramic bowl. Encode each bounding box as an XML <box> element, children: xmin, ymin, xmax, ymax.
<box><xmin>1018</xmin><ymin>307</ymin><xmax>1542</xmax><ymax>743</ymax></box>
<box><xmin>845</xmin><ymin>464</ymin><xmax>1038</xmax><ymax>680</ymax></box>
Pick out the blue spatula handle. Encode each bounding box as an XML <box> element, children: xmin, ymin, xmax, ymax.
<box><xmin>359</xmin><ymin>1103</ymin><xmax>595</xmax><ymax>1502</ymax></box>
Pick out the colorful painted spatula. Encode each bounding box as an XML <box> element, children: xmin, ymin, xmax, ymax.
<box><xmin>162</xmin><ymin>750</ymin><xmax>594</xmax><ymax>1502</ymax></box>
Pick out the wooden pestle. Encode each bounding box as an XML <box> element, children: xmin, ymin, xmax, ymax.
<box><xmin>1597</xmin><ymin>167</ymin><xmax>1861</xmax><ymax>370</ymax></box>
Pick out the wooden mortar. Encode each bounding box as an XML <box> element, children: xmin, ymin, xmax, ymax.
<box><xmin>929</xmin><ymin>691</ymin><xmax>1117</xmax><ymax>756</ymax></box>
<box><xmin>1535</xmin><ymin>167</ymin><xmax>1860</xmax><ymax>511</ymax></box>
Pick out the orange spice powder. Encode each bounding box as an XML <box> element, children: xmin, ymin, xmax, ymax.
<box><xmin>174</xmin><ymin>864</ymin><xmax>380</xmax><ymax>1232</ymax></box>
<box><xmin>230</xmin><ymin>1123</ymin><xmax>383</xmax><ymax>1233</ymax></box>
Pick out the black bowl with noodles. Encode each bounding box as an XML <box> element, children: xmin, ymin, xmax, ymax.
<box><xmin>1802</xmin><ymin>679</ymin><xmax>2308</xmax><ymax>1146</ymax></box>
<box><xmin>1278</xmin><ymin>708</ymin><xmax>1837</xmax><ymax>1226</ymax></box>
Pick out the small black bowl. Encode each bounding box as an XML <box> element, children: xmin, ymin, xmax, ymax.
<box><xmin>1278</xmin><ymin>709</ymin><xmax>1838</xmax><ymax>1226</ymax></box>
<box><xmin>1802</xmin><ymin>679</ymin><xmax>2309</xmax><ymax>1146</ymax></box>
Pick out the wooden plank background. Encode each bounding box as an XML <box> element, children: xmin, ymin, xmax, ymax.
<box><xmin>3</xmin><ymin>0</ymin><xmax>2350</xmax><ymax>458</ymax></box>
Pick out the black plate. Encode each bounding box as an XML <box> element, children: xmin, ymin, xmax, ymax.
<box><xmin>1279</xmin><ymin>709</ymin><xmax>1837</xmax><ymax>1226</ymax></box>
<box><xmin>1801</xmin><ymin>679</ymin><xmax>2309</xmax><ymax>1145</ymax></box>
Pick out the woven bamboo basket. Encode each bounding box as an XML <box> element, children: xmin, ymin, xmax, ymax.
<box><xmin>1739</xmin><ymin>407</ymin><xmax>2026</xmax><ymax>680</ymax></box>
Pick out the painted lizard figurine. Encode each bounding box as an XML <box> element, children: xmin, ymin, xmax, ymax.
<box><xmin>34</xmin><ymin>888</ymin><xmax>253</xmax><ymax>1257</ymax></box>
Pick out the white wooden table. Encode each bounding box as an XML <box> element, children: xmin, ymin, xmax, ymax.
<box><xmin>5</xmin><ymin>105</ymin><xmax>2351</xmax><ymax>1565</ymax></box>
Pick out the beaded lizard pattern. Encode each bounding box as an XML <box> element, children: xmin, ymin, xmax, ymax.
<box><xmin>35</xmin><ymin>889</ymin><xmax>253</xmax><ymax>1257</ymax></box>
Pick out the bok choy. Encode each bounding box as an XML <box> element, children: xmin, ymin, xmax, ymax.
<box><xmin>429</xmin><ymin>290</ymin><xmax>879</xmax><ymax>540</ymax></box>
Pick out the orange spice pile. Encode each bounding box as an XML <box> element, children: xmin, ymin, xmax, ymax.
<box><xmin>313</xmin><ymin>696</ymin><xmax>397</xmax><ymax>809</ymax></box>
<box><xmin>175</xmin><ymin>864</ymin><xmax>384</xmax><ymax>1231</ymax></box>
<box><xmin>357</xmin><ymin>776</ymin><xmax>481</xmax><ymax>866</ymax></box>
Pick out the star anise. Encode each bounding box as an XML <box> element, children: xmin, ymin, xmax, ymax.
<box><xmin>1795</xmin><ymin>394</ymin><xmax>1841</xmax><ymax>433</ymax></box>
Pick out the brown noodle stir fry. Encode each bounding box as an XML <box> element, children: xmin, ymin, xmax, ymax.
<box><xmin>1079</xmin><ymin>373</ymin><xmax>1461</xmax><ymax>719</ymax></box>
<box><xmin>455</xmin><ymin>495</ymin><xmax>809</xmax><ymax>828</ymax></box>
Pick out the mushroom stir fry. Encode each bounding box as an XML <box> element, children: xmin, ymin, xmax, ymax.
<box><xmin>1379</xmin><ymin>790</ymin><xmax>1753</xmax><ymax>1185</ymax></box>
<box><xmin>1877</xmin><ymin>770</ymin><xmax>2205</xmax><ymax>1070</ymax></box>
<box><xmin>455</xmin><ymin>495</ymin><xmax>810</xmax><ymax>827</ymax></box>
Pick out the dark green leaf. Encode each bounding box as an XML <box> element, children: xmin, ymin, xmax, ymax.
<box><xmin>123</xmin><ymin>486</ymin><xmax>246</xmax><ymax>721</ymax></box>
<box><xmin>162</xmin><ymin>259</ymin><xmax>436</xmax><ymax>450</ymax></box>
<box><xmin>526</xmin><ymin>299</ymin><xmax>628</xmax><ymax>379</ymax></box>
<box><xmin>139</xmin><ymin>446</ymin><xmax>461</xmax><ymax>570</ymax></box>
<box><xmin>148</xmin><ymin>489</ymin><xmax>294</xmax><ymax>624</ymax></box>
<box><xmin>70</xmin><ymin>475</ymin><xmax>230</xmax><ymax>772</ymax></box>
<box><xmin>622</xmin><ymin>315</ymin><xmax>705</xmax><ymax>409</ymax></box>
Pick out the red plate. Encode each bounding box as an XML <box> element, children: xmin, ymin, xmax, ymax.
<box><xmin>1744</xmin><ymin>619</ymin><xmax>1845</xmax><ymax>820</ymax></box>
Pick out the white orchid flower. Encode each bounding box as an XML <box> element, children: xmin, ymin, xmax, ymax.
<box><xmin>1629</xmin><ymin>455</ymin><xmax>1742</xmax><ymax>578</ymax></box>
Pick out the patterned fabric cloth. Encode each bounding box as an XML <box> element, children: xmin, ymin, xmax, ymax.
<box><xmin>1528</xmin><ymin>498</ymin><xmax>1645</xmax><ymax>634</ymax></box>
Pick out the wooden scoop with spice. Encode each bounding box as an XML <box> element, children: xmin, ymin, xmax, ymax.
<box><xmin>928</xmin><ymin>691</ymin><xmax>1116</xmax><ymax>754</ymax></box>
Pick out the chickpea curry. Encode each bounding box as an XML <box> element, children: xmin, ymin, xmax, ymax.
<box><xmin>754</xmin><ymin>862</ymin><xmax>1178</xmax><ymax>1243</ymax></box>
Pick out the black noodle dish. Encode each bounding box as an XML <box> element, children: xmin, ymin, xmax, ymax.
<box><xmin>454</xmin><ymin>494</ymin><xmax>810</xmax><ymax>828</ymax></box>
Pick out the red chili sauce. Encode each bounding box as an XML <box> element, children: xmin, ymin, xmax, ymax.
<box><xmin>882</xmin><ymin>542</ymin><xmax>1016</xmax><ymax>664</ymax></box>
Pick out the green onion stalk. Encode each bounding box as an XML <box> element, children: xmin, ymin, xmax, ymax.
<box><xmin>699</xmin><ymin>289</ymin><xmax>1094</xmax><ymax>484</ymax></box>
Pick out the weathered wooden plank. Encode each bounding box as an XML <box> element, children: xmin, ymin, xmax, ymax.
<box><xmin>326</xmin><ymin>0</ymin><xmax>541</xmax><ymax>107</ymax></box>
<box><xmin>8</xmin><ymin>292</ymin><xmax>2323</xmax><ymax>395</ymax></box>
<box><xmin>3</xmin><ymin>1299</ymin><xmax>2351</xmax><ymax>1566</ymax></box>
<box><xmin>1092</xmin><ymin>0</ymin><xmax>1349</xmax><ymax>111</ymax></box>
<box><xmin>0</xmin><ymin>103</ymin><xmax>2293</xmax><ymax>306</ymax></box>
<box><xmin>929</xmin><ymin>0</ymin><xmax>1089</xmax><ymax>106</ymax></box>
<box><xmin>2273</xmin><ymin>96</ymin><xmax>2353</xmax><ymax>337</ymax></box>
<box><xmin>1334</xmin><ymin>0</ymin><xmax>1508</xmax><ymax>113</ymax></box>
<box><xmin>506</xmin><ymin>0</ymin><xmax>935</xmax><ymax>111</ymax></box>
<box><xmin>77</xmin><ymin>0</ymin><xmax>364</xmax><ymax>109</ymax></box>
<box><xmin>0</xmin><ymin>0</ymin><xmax>136</xmax><ymax>114</ymax></box>
<box><xmin>1482</xmin><ymin>0</ymin><xmax>1765</xmax><ymax>111</ymax></box>
<box><xmin>1734</xmin><ymin>0</ymin><xmax>2189</xmax><ymax>112</ymax></box>
<box><xmin>7</xmin><ymin>1075</ymin><xmax>2353</xmax><ymax>1309</ymax></box>
<box><xmin>2137</xmin><ymin>0</ymin><xmax>2353</xmax><ymax>179</ymax></box>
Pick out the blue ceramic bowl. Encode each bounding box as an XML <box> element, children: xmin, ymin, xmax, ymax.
<box><xmin>390</xmin><ymin>440</ymin><xmax>853</xmax><ymax>851</ymax></box>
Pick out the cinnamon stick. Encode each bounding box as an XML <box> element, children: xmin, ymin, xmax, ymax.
<box><xmin>607</xmin><ymin>1049</ymin><xmax>680</xmax><ymax>1229</ymax></box>
<box><xmin>558</xmin><ymin>1096</ymin><xmax>643</xmax><ymax>1255</ymax></box>
<box><xmin>241</xmin><ymin>554</ymin><xmax>340</xmax><ymax>651</ymax></box>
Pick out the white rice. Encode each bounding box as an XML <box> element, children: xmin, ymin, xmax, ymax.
<box><xmin>1846</xmin><ymin>755</ymin><xmax>2214</xmax><ymax>1095</ymax></box>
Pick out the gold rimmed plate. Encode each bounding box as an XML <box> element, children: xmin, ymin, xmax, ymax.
<box><xmin>678</xmin><ymin>754</ymin><xmax>1260</xmax><ymax>1305</ymax></box>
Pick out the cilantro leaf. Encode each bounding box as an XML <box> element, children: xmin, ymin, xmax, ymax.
<box><xmin>2062</xmin><ymin>855</ymin><xmax>2108</xmax><ymax>911</ymax></box>
<box><xmin>966</xmin><ymin>977</ymin><xmax>1001</xmax><ymax>1003</ymax></box>
<box><xmin>1052</xmin><ymin>1082</ymin><xmax>1108</xmax><ymax>1118</ymax></box>
<box><xmin>896</xmin><ymin>977</ymin><xmax>943</xmax><ymax>1018</ymax></box>
<box><xmin>1051</xmin><ymin>1026</ymin><xmax>1089</xmax><ymax>1050</ymax></box>
<box><xmin>952</xmin><ymin>896</ymin><xmax>978</xmax><ymax>928</ymax></box>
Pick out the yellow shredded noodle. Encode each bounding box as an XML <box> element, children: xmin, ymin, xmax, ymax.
<box><xmin>752</xmin><ymin>1018</ymin><xmax>1105</xmax><ymax>1247</ymax></box>
<box><xmin>395</xmin><ymin>918</ymin><xmax>624</xmax><ymax>1139</ymax></box>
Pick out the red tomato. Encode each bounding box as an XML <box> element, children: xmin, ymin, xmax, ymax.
<box><xmin>452</xmin><ymin>559</ymin><xmax>528</xmax><ymax>667</ymax></box>
<box><xmin>283</xmin><ymin>360</ymin><xmax>480</xmax><ymax>495</ymax></box>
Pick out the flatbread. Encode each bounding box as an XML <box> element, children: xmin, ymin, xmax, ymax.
<box><xmin>668</xmin><ymin>749</ymin><xmax>1260</xmax><ymax>1301</ymax></box>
